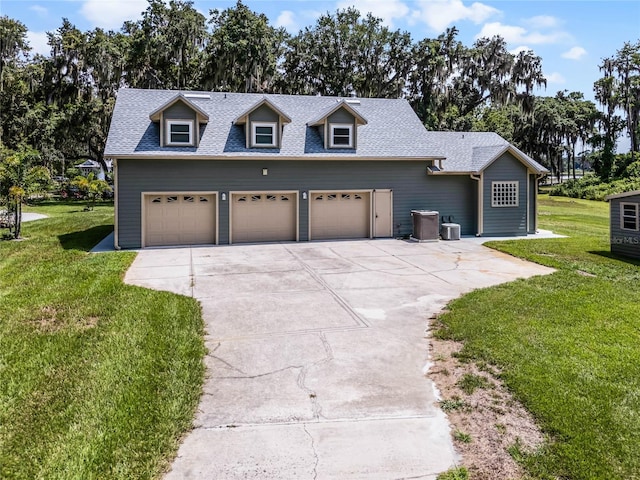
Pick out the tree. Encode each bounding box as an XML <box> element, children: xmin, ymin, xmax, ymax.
<box><xmin>71</xmin><ymin>171</ymin><xmax>110</xmax><ymax>210</ymax></box>
<box><xmin>0</xmin><ymin>16</ymin><xmax>30</xmax><ymax>91</ymax></box>
<box><xmin>279</xmin><ymin>8</ymin><xmax>411</xmax><ymax>98</ymax></box>
<box><xmin>409</xmin><ymin>30</ymin><xmax>546</xmax><ymax>130</ymax></box>
<box><xmin>592</xmin><ymin>41</ymin><xmax>639</xmax><ymax>178</ymax></box>
<box><xmin>0</xmin><ymin>145</ymin><xmax>51</xmax><ymax>238</ymax></box>
<box><xmin>124</xmin><ymin>0</ymin><xmax>207</xmax><ymax>90</ymax></box>
<box><xmin>202</xmin><ymin>0</ymin><xmax>284</xmax><ymax>92</ymax></box>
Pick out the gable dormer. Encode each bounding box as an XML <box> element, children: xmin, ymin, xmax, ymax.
<box><xmin>233</xmin><ymin>98</ymin><xmax>291</xmax><ymax>149</ymax></box>
<box><xmin>149</xmin><ymin>93</ymin><xmax>209</xmax><ymax>148</ymax></box>
<box><xmin>307</xmin><ymin>99</ymin><xmax>368</xmax><ymax>150</ymax></box>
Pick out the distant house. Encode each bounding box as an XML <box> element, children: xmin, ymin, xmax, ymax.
<box><xmin>76</xmin><ymin>159</ymin><xmax>112</xmax><ymax>181</ymax></box>
<box><xmin>606</xmin><ymin>190</ymin><xmax>640</xmax><ymax>259</ymax></box>
<box><xmin>104</xmin><ymin>89</ymin><xmax>548</xmax><ymax>249</ymax></box>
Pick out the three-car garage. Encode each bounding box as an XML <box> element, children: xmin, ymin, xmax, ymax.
<box><xmin>141</xmin><ymin>189</ymin><xmax>392</xmax><ymax>247</ymax></box>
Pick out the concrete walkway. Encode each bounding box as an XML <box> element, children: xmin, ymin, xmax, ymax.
<box><xmin>124</xmin><ymin>239</ymin><xmax>554</xmax><ymax>479</ymax></box>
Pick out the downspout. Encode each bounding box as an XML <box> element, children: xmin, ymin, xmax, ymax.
<box><xmin>535</xmin><ymin>173</ymin><xmax>546</xmax><ymax>233</ymax></box>
<box><xmin>113</xmin><ymin>159</ymin><xmax>121</xmax><ymax>250</ymax></box>
<box><xmin>470</xmin><ymin>173</ymin><xmax>483</xmax><ymax>236</ymax></box>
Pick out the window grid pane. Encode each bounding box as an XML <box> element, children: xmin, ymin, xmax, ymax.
<box><xmin>330</xmin><ymin>124</ymin><xmax>353</xmax><ymax>147</ymax></box>
<box><xmin>168</xmin><ymin>122</ymin><xmax>192</xmax><ymax>144</ymax></box>
<box><xmin>252</xmin><ymin>123</ymin><xmax>276</xmax><ymax>147</ymax></box>
<box><xmin>491</xmin><ymin>181</ymin><xmax>519</xmax><ymax>207</ymax></box>
<box><xmin>621</xmin><ymin>203</ymin><xmax>639</xmax><ymax>230</ymax></box>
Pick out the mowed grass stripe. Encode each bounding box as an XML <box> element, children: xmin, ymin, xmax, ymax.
<box><xmin>0</xmin><ymin>202</ymin><xmax>205</xmax><ymax>480</ymax></box>
<box><xmin>435</xmin><ymin>195</ymin><xmax>640</xmax><ymax>479</ymax></box>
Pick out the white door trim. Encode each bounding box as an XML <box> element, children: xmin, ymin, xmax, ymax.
<box><xmin>308</xmin><ymin>189</ymin><xmax>373</xmax><ymax>241</ymax></box>
<box><xmin>141</xmin><ymin>191</ymin><xmax>219</xmax><ymax>248</ymax></box>
<box><xmin>229</xmin><ymin>190</ymin><xmax>299</xmax><ymax>245</ymax></box>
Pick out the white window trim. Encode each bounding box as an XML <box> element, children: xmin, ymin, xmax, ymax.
<box><xmin>329</xmin><ymin>123</ymin><xmax>353</xmax><ymax>148</ymax></box>
<box><xmin>620</xmin><ymin>202</ymin><xmax>639</xmax><ymax>231</ymax></box>
<box><xmin>491</xmin><ymin>181</ymin><xmax>519</xmax><ymax>208</ymax></box>
<box><xmin>251</xmin><ymin>121</ymin><xmax>278</xmax><ymax>148</ymax></box>
<box><xmin>166</xmin><ymin>119</ymin><xmax>194</xmax><ymax>146</ymax></box>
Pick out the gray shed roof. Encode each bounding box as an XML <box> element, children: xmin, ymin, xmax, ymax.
<box><xmin>605</xmin><ymin>190</ymin><xmax>640</xmax><ymax>201</ymax></box>
<box><xmin>104</xmin><ymin>88</ymin><xmax>547</xmax><ymax>173</ymax></box>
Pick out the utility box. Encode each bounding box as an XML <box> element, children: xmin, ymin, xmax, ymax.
<box><xmin>441</xmin><ymin>223</ymin><xmax>461</xmax><ymax>241</ymax></box>
<box><xmin>410</xmin><ymin>210</ymin><xmax>439</xmax><ymax>242</ymax></box>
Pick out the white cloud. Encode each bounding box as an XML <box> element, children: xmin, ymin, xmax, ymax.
<box><xmin>476</xmin><ymin>22</ymin><xmax>571</xmax><ymax>45</ymax></box>
<box><xmin>276</xmin><ymin>10</ymin><xmax>298</xmax><ymax>31</ymax></box>
<box><xmin>546</xmin><ymin>72</ymin><xmax>566</xmax><ymax>84</ymax></box>
<box><xmin>80</xmin><ymin>0</ymin><xmax>148</xmax><ymax>30</ymax></box>
<box><xmin>29</xmin><ymin>5</ymin><xmax>48</xmax><ymax>17</ymax></box>
<box><xmin>525</xmin><ymin>15</ymin><xmax>561</xmax><ymax>29</ymax></box>
<box><xmin>413</xmin><ymin>0</ymin><xmax>500</xmax><ymax>33</ymax></box>
<box><xmin>337</xmin><ymin>0</ymin><xmax>410</xmax><ymax>27</ymax></box>
<box><xmin>27</xmin><ymin>31</ymin><xmax>50</xmax><ymax>57</ymax></box>
<box><xmin>562</xmin><ymin>46</ymin><xmax>587</xmax><ymax>60</ymax></box>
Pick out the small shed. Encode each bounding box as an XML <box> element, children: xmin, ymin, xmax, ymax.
<box><xmin>605</xmin><ymin>190</ymin><xmax>640</xmax><ymax>259</ymax></box>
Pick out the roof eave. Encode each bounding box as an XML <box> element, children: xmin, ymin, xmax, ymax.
<box><xmin>477</xmin><ymin>145</ymin><xmax>548</xmax><ymax>174</ymax></box>
<box><xmin>307</xmin><ymin>99</ymin><xmax>368</xmax><ymax>127</ymax></box>
<box><xmin>605</xmin><ymin>189</ymin><xmax>640</xmax><ymax>201</ymax></box>
<box><xmin>148</xmin><ymin>93</ymin><xmax>210</xmax><ymax>123</ymax></box>
<box><xmin>105</xmin><ymin>153</ymin><xmax>443</xmax><ymax>161</ymax></box>
<box><xmin>232</xmin><ymin>97</ymin><xmax>292</xmax><ymax>125</ymax></box>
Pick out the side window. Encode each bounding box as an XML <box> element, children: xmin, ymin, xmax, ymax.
<box><xmin>621</xmin><ymin>203</ymin><xmax>639</xmax><ymax>231</ymax></box>
<box><xmin>166</xmin><ymin>120</ymin><xmax>193</xmax><ymax>146</ymax></box>
<box><xmin>329</xmin><ymin>123</ymin><xmax>353</xmax><ymax>148</ymax></box>
<box><xmin>491</xmin><ymin>181</ymin><xmax>519</xmax><ymax>207</ymax></box>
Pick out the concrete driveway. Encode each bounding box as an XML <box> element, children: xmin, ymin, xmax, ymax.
<box><xmin>124</xmin><ymin>239</ymin><xmax>553</xmax><ymax>479</ymax></box>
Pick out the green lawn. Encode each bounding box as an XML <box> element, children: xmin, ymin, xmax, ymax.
<box><xmin>0</xmin><ymin>202</ymin><xmax>205</xmax><ymax>480</ymax></box>
<box><xmin>435</xmin><ymin>195</ymin><xmax>640</xmax><ymax>479</ymax></box>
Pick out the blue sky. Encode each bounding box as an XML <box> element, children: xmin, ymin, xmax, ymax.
<box><xmin>2</xmin><ymin>0</ymin><xmax>639</xmax><ymax>103</ymax></box>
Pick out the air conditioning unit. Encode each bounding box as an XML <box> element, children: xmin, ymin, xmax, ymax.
<box><xmin>441</xmin><ymin>223</ymin><xmax>461</xmax><ymax>241</ymax></box>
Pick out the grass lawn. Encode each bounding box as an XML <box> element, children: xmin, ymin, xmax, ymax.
<box><xmin>0</xmin><ymin>202</ymin><xmax>205</xmax><ymax>479</ymax></box>
<box><xmin>435</xmin><ymin>195</ymin><xmax>640</xmax><ymax>479</ymax></box>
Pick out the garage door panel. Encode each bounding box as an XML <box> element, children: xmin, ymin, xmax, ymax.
<box><xmin>145</xmin><ymin>194</ymin><xmax>216</xmax><ymax>247</ymax></box>
<box><xmin>232</xmin><ymin>193</ymin><xmax>297</xmax><ymax>244</ymax></box>
<box><xmin>310</xmin><ymin>191</ymin><xmax>370</xmax><ymax>240</ymax></box>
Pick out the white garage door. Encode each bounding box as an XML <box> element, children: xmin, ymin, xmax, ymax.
<box><xmin>231</xmin><ymin>192</ymin><xmax>297</xmax><ymax>243</ymax></box>
<box><xmin>310</xmin><ymin>191</ymin><xmax>371</xmax><ymax>240</ymax></box>
<box><xmin>145</xmin><ymin>194</ymin><xmax>216</xmax><ymax>247</ymax></box>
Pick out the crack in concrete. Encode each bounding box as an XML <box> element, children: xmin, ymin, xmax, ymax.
<box><xmin>209</xmin><ymin>355</ymin><xmax>248</xmax><ymax>375</ymax></box>
<box><xmin>211</xmin><ymin>365</ymin><xmax>303</xmax><ymax>380</ymax></box>
<box><xmin>206</xmin><ymin>342</ymin><xmax>249</xmax><ymax>374</ymax></box>
<box><xmin>189</xmin><ymin>247</ymin><xmax>196</xmax><ymax>297</ymax></box>
<box><xmin>303</xmin><ymin>424</ymin><xmax>319</xmax><ymax>480</ymax></box>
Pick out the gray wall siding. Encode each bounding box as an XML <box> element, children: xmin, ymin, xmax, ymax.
<box><xmin>610</xmin><ymin>196</ymin><xmax>640</xmax><ymax>259</ymax></box>
<box><xmin>249</xmin><ymin>104</ymin><xmax>279</xmax><ymax>123</ymax></box>
<box><xmin>164</xmin><ymin>101</ymin><xmax>197</xmax><ymax>120</ymax></box>
<box><xmin>117</xmin><ymin>159</ymin><xmax>477</xmax><ymax>248</ymax></box>
<box><xmin>482</xmin><ymin>153</ymin><xmax>528</xmax><ymax>236</ymax></box>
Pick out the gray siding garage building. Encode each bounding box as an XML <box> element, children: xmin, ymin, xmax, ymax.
<box><xmin>104</xmin><ymin>89</ymin><xmax>548</xmax><ymax>249</ymax></box>
<box><xmin>606</xmin><ymin>190</ymin><xmax>640</xmax><ymax>259</ymax></box>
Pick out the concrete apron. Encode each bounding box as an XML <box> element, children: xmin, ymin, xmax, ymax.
<box><xmin>124</xmin><ymin>239</ymin><xmax>554</xmax><ymax>479</ymax></box>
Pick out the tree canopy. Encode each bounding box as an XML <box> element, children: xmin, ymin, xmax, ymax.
<box><xmin>0</xmin><ymin>1</ymin><xmax>637</xmax><ymax>184</ymax></box>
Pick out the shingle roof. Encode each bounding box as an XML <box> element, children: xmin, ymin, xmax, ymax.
<box><xmin>307</xmin><ymin>98</ymin><xmax>368</xmax><ymax>126</ymax></box>
<box><xmin>425</xmin><ymin>132</ymin><xmax>548</xmax><ymax>173</ymax></box>
<box><xmin>104</xmin><ymin>88</ymin><xmax>547</xmax><ymax>173</ymax></box>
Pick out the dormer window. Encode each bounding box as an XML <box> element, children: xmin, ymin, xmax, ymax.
<box><xmin>330</xmin><ymin>123</ymin><xmax>353</xmax><ymax>148</ymax></box>
<box><xmin>252</xmin><ymin>122</ymin><xmax>277</xmax><ymax>147</ymax></box>
<box><xmin>167</xmin><ymin>120</ymin><xmax>194</xmax><ymax>146</ymax></box>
